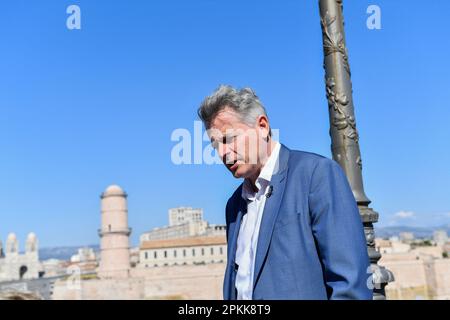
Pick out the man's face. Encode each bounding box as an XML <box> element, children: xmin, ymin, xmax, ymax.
<box><xmin>208</xmin><ymin>107</ymin><xmax>268</xmax><ymax>179</ymax></box>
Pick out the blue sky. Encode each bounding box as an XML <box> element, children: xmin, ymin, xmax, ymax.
<box><xmin>1</xmin><ymin>0</ymin><xmax>449</xmax><ymax>248</ymax></box>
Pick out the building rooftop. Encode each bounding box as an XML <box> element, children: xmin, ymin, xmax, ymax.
<box><xmin>140</xmin><ymin>236</ymin><xmax>226</xmax><ymax>250</ymax></box>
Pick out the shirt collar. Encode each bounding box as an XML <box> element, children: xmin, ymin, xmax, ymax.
<box><xmin>241</xmin><ymin>141</ymin><xmax>281</xmax><ymax>200</ymax></box>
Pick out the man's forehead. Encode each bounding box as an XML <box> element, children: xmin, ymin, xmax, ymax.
<box><xmin>209</xmin><ymin>107</ymin><xmax>256</xmax><ymax>142</ymax></box>
<box><xmin>209</xmin><ymin>110</ymin><xmax>240</xmax><ymax>135</ymax></box>
<box><xmin>211</xmin><ymin>109</ymin><xmax>239</xmax><ymax>127</ymax></box>
<box><xmin>208</xmin><ymin>127</ymin><xmax>238</xmax><ymax>140</ymax></box>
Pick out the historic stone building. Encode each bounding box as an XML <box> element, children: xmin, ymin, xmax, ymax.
<box><xmin>52</xmin><ymin>185</ymin><xmax>226</xmax><ymax>299</ymax></box>
<box><xmin>0</xmin><ymin>233</ymin><xmax>42</xmax><ymax>282</ymax></box>
<box><xmin>138</xmin><ymin>206</ymin><xmax>227</xmax><ymax>268</ymax></box>
<box><xmin>139</xmin><ymin>236</ymin><xmax>226</xmax><ymax>268</ymax></box>
<box><xmin>97</xmin><ymin>185</ymin><xmax>132</xmax><ymax>279</ymax></box>
<box><xmin>376</xmin><ymin>237</ymin><xmax>450</xmax><ymax>299</ymax></box>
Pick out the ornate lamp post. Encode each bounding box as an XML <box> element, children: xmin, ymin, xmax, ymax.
<box><xmin>318</xmin><ymin>0</ymin><xmax>394</xmax><ymax>299</ymax></box>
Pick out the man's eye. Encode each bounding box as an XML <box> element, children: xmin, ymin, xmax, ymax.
<box><xmin>224</xmin><ymin>135</ymin><xmax>235</xmax><ymax>144</ymax></box>
<box><xmin>211</xmin><ymin>141</ymin><xmax>219</xmax><ymax>149</ymax></box>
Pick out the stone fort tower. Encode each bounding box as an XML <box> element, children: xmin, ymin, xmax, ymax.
<box><xmin>97</xmin><ymin>185</ymin><xmax>131</xmax><ymax>278</ymax></box>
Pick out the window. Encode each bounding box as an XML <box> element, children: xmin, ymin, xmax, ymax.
<box><xmin>192</xmin><ymin>249</ymin><xmax>195</xmax><ymax>256</ymax></box>
<box><xmin>183</xmin><ymin>249</ymin><xmax>186</xmax><ymax>257</ymax></box>
<box><xmin>201</xmin><ymin>248</ymin><xmax>205</xmax><ymax>256</ymax></box>
<box><xmin>154</xmin><ymin>251</ymin><xmax>157</xmax><ymax>258</ymax></box>
<box><xmin>174</xmin><ymin>250</ymin><xmax>177</xmax><ymax>257</ymax></box>
<box><xmin>164</xmin><ymin>250</ymin><xmax>167</xmax><ymax>258</ymax></box>
<box><xmin>220</xmin><ymin>247</ymin><xmax>223</xmax><ymax>255</ymax></box>
<box><xmin>210</xmin><ymin>248</ymin><xmax>214</xmax><ymax>255</ymax></box>
<box><xmin>145</xmin><ymin>252</ymin><xmax>148</xmax><ymax>259</ymax></box>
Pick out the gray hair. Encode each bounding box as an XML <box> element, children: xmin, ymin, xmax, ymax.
<box><xmin>197</xmin><ymin>85</ymin><xmax>269</xmax><ymax>129</ymax></box>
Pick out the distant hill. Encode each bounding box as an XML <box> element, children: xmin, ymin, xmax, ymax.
<box><xmin>39</xmin><ymin>245</ymin><xmax>99</xmax><ymax>261</ymax></box>
<box><xmin>374</xmin><ymin>224</ymin><xmax>450</xmax><ymax>239</ymax></box>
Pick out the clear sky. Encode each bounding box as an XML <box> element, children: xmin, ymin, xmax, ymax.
<box><xmin>1</xmin><ymin>0</ymin><xmax>449</xmax><ymax>248</ymax></box>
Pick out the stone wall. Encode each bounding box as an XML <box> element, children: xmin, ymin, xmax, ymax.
<box><xmin>52</xmin><ymin>263</ymin><xmax>226</xmax><ymax>300</ymax></box>
<box><xmin>380</xmin><ymin>256</ymin><xmax>450</xmax><ymax>300</ymax></box>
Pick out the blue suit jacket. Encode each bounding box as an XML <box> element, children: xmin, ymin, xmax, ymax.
<box><xmin>223</xmin><ymin>144</ymin><xmax>372</xmax><ymax>300</ymax></box>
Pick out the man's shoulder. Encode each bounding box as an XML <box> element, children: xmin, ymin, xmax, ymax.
<box><xmin>285</xmin><ymin>147</ymin><xmax>347</xmax><ymax>189</ymax></box>
<box><xmin>286</xmin><ymin>147</ymin><xmax>334</xmax><ymax>173</ymax></box>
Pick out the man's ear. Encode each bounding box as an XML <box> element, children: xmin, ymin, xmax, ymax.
<box><xmin>257</xmin><ymin>115</ymin><xmax>270</xmax><ymax>140</ymax></box>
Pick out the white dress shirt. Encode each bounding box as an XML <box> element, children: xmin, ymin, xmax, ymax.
<box><xmin>235</xmin><ymin>141</ymin><xmax>281</xmax><ymax>300</ymax></box>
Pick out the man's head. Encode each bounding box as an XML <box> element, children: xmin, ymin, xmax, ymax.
<box><xmin>198</xmin><ymin>85</ymin><xmax>273</xmax><ymax>181</ymax></box>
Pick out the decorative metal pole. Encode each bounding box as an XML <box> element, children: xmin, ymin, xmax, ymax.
<box><xmin>318</xmin><ymin>0</ymin><xmax>394</xmax><ymax>299</ymax></box>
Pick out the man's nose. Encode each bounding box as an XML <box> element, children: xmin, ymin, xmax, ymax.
<box><xmin>219</xmin><ymin>144</ymin><xmax>233</xmax><ymax>164</ymax></box>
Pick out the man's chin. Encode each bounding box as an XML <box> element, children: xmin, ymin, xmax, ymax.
<box><xmin>232</xmin><ymin>171</ymin><xmax>243</xmax><ymax>178</ymax></box>
<box><xmin>231</xmin><ymin>166</ymin><xmax>247</xmax><ymax>179</ymax></box>
<box><xmin>227</xmin><ymin>164</ymin><xmax>250</xmax><ymax>179</ymax></box>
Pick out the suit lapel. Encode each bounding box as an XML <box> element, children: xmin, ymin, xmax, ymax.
<box><xmin>228</xmin><ymin>197</ymin><xmax>246</xmax><ymax>264</ymax></box>
<box><xmin>225</xmin><ymin>194</ymin><xmax>246</xmax><ymax>299</ymax></box>
<box><xmin>252</xmin><ymin>144</ymin><xmax>290</xmax><ymax>290</ymax></box>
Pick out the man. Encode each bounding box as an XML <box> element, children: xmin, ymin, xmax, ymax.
<box><xmin>198</xmin><ymin>85</ymin><xmax>372</xmax><ymax>300</ymax></box>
